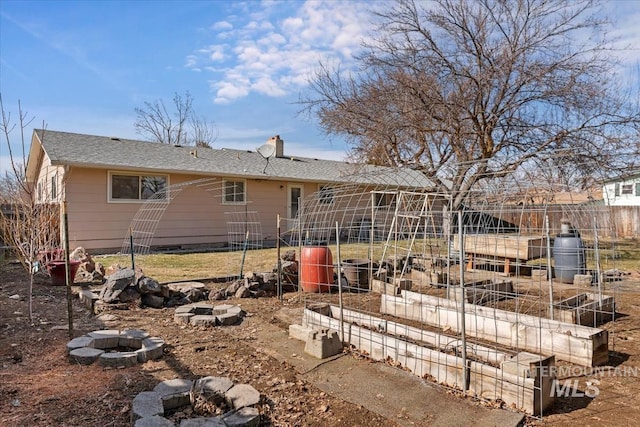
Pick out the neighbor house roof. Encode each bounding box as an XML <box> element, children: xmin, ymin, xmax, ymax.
<box><xmin>603</xmin><ymin>170</ymin><xmax>640</xmax><ymax>184</ymax></box>
<box><xmin>28</xmin><ymin>129</ymin><xmax>434</xmax><ymax>188</ymax></box>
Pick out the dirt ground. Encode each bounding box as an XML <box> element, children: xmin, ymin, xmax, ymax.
<box><xmin>1</xmin><ymin>262</ymin><xmax>640</xmax><ymax>427</ymax></box>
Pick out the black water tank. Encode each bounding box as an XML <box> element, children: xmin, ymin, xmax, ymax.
<box><xmin>553</xmin><ymin>220</ymin><xmax>586</xmax><ymax>284</ymax></box>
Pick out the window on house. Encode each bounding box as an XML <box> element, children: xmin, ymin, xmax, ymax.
<box><xmin>223</xmin><ymin>180</ymin><xmax>245</xmax><ymax>203</ymax></box>
<box><xmin>110</xmin><ymin>173</ymin><xmax>167</xmax><ymax>201</ymax></box>
<box><xmin>636</xmin><ymin>183</ymin><xmax>640</xmax><ymax>197</ymax></box>
<box><xmin>621</xmin><ymin>184</ymin><xmax>633</xmax><ymax>195</ymax></box>
<box><xmin>50</xmin><ymin>175</ymin><xmax>57</xmax><ymax>200</ymax></box>
<box><xmin>38</xmin><ymin>182</ymin><xmax>43</xmax><ymax>202</ymax></box>
<box><xmin>615</xmin><ymin>183</ymin><xmax>620</xmax><ymax>196</ymax></box>
<box><xmin>318</xmin><ymin>185</ymin><xmax>334</xmax><ymax>204</ymax></box>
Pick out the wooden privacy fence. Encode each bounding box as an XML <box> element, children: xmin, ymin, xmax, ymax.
<box><xmin>493</xmin><ymin>204</ymin><xmax>640</xmax><ymax>238</ymax></box>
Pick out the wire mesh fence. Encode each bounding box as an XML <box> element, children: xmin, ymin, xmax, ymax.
<box><xmin>292</xmin><ymin>170</ymin><xmax>627</xmax><ymax>418</ymax></box>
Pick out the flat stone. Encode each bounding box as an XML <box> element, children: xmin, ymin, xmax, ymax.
<box><xmin>131</xmin><ymin>391</ymin><xmax>164</xmax><ymax>422</ymax></box>
<box><xmin>221</xmin><ymin>407</ymin><xmax>260</xmax><ymax>427</ymax></box>
<box><xmin>69</xmin><ymin>347</ymin><xmax>104</xmax><ymax>365</ymax></box>
<box><xmin>119</xmin><ymin>329</ymin><xmax>150</xmax><ymax>348</ymax></box>
<box><xmin>179</xmin><ymin>417</ymin><xmax>225</xmax><ymax>427</ymax></box>
<box><xmin>137</xmin><ymin>337</ymin><xmax>165</xmax><ymax>362</ymax></box>
<box><xmin>99</xmin><ymin>351</ymin><xmax>139</xmax><ymax>368</ymax></box>
<box><xmin>225</xmin><ymin>384</ymin><xmax>260</xmax><ymax>409</ymax></box>
<box><xmin>154</xmin><ymin>379</ymin><xmax>193</xmax><ymax>410</ymax></box>
<box><xmin>66</xmin><ymin>336</ymin><xmax>95</xmax><ymax>354</ymax></box>
<box><xmin>134</xmin><ymin>415</ymin><xmax>175</xmax><ymax>427</ymax></box>
<box><xmin>189</xmin><ymin>315</ymin><xmax>218</xmax><ymax>327</ymax></box>
<box><xmin>166</xmin><ymin>281</ymin><xmax>205</xmax><ymax>293</ymax></box>
<box><xmin>89</xmin><ymin>329</ymin><xmax>121</xmax><ymax>349</ymax></box>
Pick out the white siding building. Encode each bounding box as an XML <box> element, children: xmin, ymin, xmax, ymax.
<box><xmin>603</xmin><ymin>172</ymin><xmax>640</xmax><ymax>206</ymax></box>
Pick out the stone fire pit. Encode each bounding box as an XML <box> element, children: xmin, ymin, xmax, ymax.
<box><xmin>66</xmin><ymin>329</ymin><xmax>164</xmax><ymax>367</ymax></box>
<box><xmin>131</xmin><ymin>377</ymin><xmax>261</xmax><ymax>426</ymax></box>
<box><xmin>173</xmin><ymin>303</ymin><xmax>244</xmax><ymax>327</ymax></box>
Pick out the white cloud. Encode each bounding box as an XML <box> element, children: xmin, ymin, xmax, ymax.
<box><xmin>212</xmin><ymin>20</ymin><xmax>233</xmax><ymax>31</ymax></box>
<box><xmin>190</xmin><ymin>0</ymin><xmax>376</xmax><ymax>103</ymax></box>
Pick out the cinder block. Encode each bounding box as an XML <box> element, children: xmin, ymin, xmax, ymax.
<box><xmin>304</xmin><ymin>328</ymin><xmax>343</xmax><ymax>359</ymax></box>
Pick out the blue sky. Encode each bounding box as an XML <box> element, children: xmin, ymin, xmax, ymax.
<box><xmin>1</xmin><ymin>0</ymin><xmax>639</xmax><ymax>173</ymax></box>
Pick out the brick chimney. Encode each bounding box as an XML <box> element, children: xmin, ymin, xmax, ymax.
<box><xmin>266</xmin><ymin>135</ymin><xmax>283</xmax><ymax>157</ymax></box>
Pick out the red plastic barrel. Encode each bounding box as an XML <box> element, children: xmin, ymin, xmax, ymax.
<box><xmin>300</xmin><ymin>246</ymin><xmax>334</xmax><ymax>293</ymax></box>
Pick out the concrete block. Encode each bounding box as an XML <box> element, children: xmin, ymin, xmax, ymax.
<box><xmin>131</xmin><ymin>391</ymin><xmax>164</xmax><ymax>423</ymax></box>
<box><xmin>154</xmin><ymin>379</ymin><xmax>193</xmax><ymax>411</ymax></box>
<box><xmin>574</xmin><ymin>274</ymin><xmax>593</xmax><ymax>286</ymax></box>
<box><xmin>134</xmin><ymin>415</ymin><xmax>175</xmax><ymax>427</ymax></box>
<box><xmin>289</xmin><ymin>324</ymin><xmax>314</xmax><ymax>342</ymax></box>
<box><xmin>119</xmin><ymin>329</ymin><xmax>150</xmax><ymax>348</ymax></box>
<box><xmin>78</xmin><ymin>289</ymin><xmax>100</xmax><ymax>311</ymax></box>
<box><xmin>221</xmin><ymin>407</ymin><xmax>260</xmax><ymax>427</ymax></box>
<box><xmin>88</xmin><ymin>329</ymin><xmax>121</xmax><ymax>349</ymax></box>
<box><xmin>225</xmin><ymin>383</ymin><xmax>261</xmax><ymax>409</ymax></box>
<box><xmin>69</xmin><ymin>347</ymin><xmax>104</xmax><ymax>365</ymax></box>
<box><xmin>304</xmin><ymin>328</ymin><xmax>343</xmax><ymax>359</ymax></box>
<box><xmin>66</xmin><ymin>336</ymin><xmax>95</xmax><ymax>354</ymax></box>
<box><xmin>137</xmin><ymin>337</ymin><xmax>165</xmax><ymax>362</ymax></box>
<box><xmin>180</xmin><ymin>417</ymin><xmax>225</xmax><ymax>426</ymax></box>
<box><xmin>174</xmin><ymin>312</ymin><xmax>194</xmax><ymax>325</ymax></box>
<box><xmin>196</xmin><ymin>376</ymin><xmax>234</xmax><ymax>396</ymax></box>
<box><xmin>189</xmin><ymin>315</ymin><xmax>218</xmax><ymax>327</ymax></box>
<box><xmin>99</xmin><ymin>351</ymin><xmax>138</xmax><ymax>368</ymax></box>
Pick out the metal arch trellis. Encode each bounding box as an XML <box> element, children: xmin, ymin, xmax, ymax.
<box><xmin>121</xmin><ymin>177</ymin><xmax>263</xmax><ymax>255</ymax></box>
<box><xmin>293</xmin><ymin>165</ymin><xmax>624</xmax><ymax>419</ymax></box>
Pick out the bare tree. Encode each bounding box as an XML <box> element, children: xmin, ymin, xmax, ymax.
<box><xmin>134</xmin><ymin>91</ymin><xmax>217</xmax><ymax>147</ymax></box>
<box><xmin>0</xmin><ymin>94</ymin><xmax>61</xmax><ymax>322</ymax></box>
<box><xmin>300</xmin><ymin>0</ymin><xmax>640</xmax><ymax>208</ymax></box>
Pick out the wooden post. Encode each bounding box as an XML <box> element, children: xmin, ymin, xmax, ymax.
<box><xmin>276</xmin><ymin>214</ymin><xmax>282</xmax><ymax>301</ymax></box>
<box><xmin>62</xmin><ymin>201</ymin><xmax>74</xmax><ymax>338</ymax></box>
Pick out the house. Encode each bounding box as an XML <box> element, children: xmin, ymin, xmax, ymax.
<box><xmin>602</xmin><ymin>171</ymin><xmax>640</xmax><ymax>207</ymax></box>
<box><xmin>25</xmin><ymin>129</ymin><xmax>434</xmax><ymax>253</ymax></box>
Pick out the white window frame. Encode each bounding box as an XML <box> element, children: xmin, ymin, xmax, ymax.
<box><xmin>621</xmin><ymin>184</ymin><xmax>634</xmax><ymax>195</ymax></box>
<box><xmin>50</xmin><ymin>175</ymin><xmax>58</xmax><ymax>201</ymax></box>
<box><xmin>108</xmin><ymin>171</ymin><xmax>169</xmax><ymax>203</ymax></box>
<box><xmin>288</xmin><ymin>184</ymin><xmax>304</xmax><ymax>220</ymax></box>
<box><xmin>222</xmin><ymin>179</ymin><xmax>246</xmax><ymax>205</ymax></box>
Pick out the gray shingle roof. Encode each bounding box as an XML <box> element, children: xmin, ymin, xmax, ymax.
<box><xmin>33</xmin><ymin>129</ymin><xmax>434</xmax><ymax>188</ymax></box>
